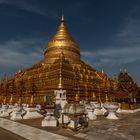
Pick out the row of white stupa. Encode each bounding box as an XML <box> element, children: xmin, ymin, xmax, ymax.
<box><xmin>0</xmin><ymin>90</ymin><xmax>120</xmax><ymax>129</ymax></box>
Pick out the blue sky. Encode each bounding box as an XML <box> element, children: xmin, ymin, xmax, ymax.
<box><xmin>0</xmin><ymin>0</ymin><xmax>140</xmax><ymax>85</ymax></box>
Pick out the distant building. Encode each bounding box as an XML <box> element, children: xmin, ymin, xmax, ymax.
<box><xmin>112</xmin><ymin>68</ymin><xmax>140</xmax><ymax>109</ymax></box>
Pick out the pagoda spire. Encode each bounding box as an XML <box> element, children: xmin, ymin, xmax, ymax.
<box><xmin>124</xmin><ymin>68</ymin><xmax>127</xmax><ymax>73</ymax></box>
<box><xmin>101</xmin><ymin>68</ymin><xmax>104</xmax><ymax>74</ymax></box>
<box><xmin>44</xmin><ymin>14</ymin><xmax>80</xmax><ymax>63</ymax></box>
<box><xmin>61</xmin><ymin>15</ymin><xmax>64</xmax><ymax>22</ymax></box>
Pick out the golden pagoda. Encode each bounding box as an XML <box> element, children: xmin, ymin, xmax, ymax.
<box><xmin>0</xmin><ymin>16</ymin><xmax>118</xmax><ymax>104</ymax></box>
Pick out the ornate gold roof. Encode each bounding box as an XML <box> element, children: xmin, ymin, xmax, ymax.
<box><xmin>44</xmin><ymin>16</ymin><xmax>80</xmax><ymax>63</ymax></box>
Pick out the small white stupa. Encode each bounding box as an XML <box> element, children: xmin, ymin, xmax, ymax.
<box><xmin>0</xmin><ymin>97</ymin><xmax>9</xmax><ymax>117</ymax></box>
<box><xmin>23</xmin><ymin>95</ymin><xmax>43</xmax><ymax>119</ymax></box>
<box><xmin>10</xmin><ymin>97</ymin><xmax>23</xmax><ymax>120</ymax></box>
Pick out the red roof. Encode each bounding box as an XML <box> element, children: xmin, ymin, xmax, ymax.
<box><xmin>113</xmin><ymin>91</ymin><xmax>129</xmax><ymax>98</ymax></box>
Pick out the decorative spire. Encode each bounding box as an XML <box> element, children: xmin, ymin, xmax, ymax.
<box><xmin>58</xmin><ymin>62</ymin><xmax>63</xmax><ymax>89</ymax></box>
<box><xmin>19</xmin><ymin>65</ymin><xmax>23</xmax><ymax>73</ymax></box>
<box><xmin>124</xmin><ymin>68</ymin><xmax>127</xmax><ymax>73</ymax></box>
<box><xmin>105</xmin><ymin>93</ymin><xmax>109</xmax><ymax>102</ymax></box>
<box><xmin>101</xmin><ymin>68</ymin><xmax>104</xmax><ymax>74</ymax></box>
<box><xmin>58</xmin><ymin>73</ymin><xmax>62</xmax><ymax>89</ymax></box>
<box><xmin>75</xmin><ymin>93</ymin><xmax>80</xmax><ymax>102</ymax></box>
<box><xmin>3</xmin><ymin>96</ymin><xmax>6</xmax><ymax>104</ymax></box>
<box><xmin>30</xmin><ymin>95</ymin><xmax>34</xmax><ymax>105</ymax></box>
<box><xmin>85</xmin><ymin>84</ymin><xmax>88</xmax><ymax>100</ymax></box>
<box><xmin>9</xmin><ymin>94</ymin><xmax>13</xmax><ymax>104</ymax></box>
<box><xmin>61</xmin><ymin>15</ymin><xmax>64</xmax><ymax>22</ymax></box>
<box><xmin>98</xmin><ymin>86</ymin><xmax>102</xmax><ymax>103</ymax></box>
<box><xmin>92</xmin><ymin>92</ymin><xmax>96</xmax><ymax>101</ymax></box>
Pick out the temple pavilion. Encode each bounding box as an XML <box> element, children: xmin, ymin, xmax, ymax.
<box><xmin>0</xmin><ymin>16</ymin><xmax>139</xmax><ymax>107</ymax></box>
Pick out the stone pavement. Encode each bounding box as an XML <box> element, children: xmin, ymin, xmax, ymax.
<box><xmin>76</xmin><ymin>112</ymin><xmax>140</xmax><ymax>140</ymax></box>
<box><xmin>0</xmin><ymin>112</ymin><xmax>140</xmax><ymax>140</ymax></box>
<box><xmin>0</xmin><ymin>127</ymin><xmax>27</xmax><ymax>140</ymax></box>
<box><xmin>0</xmin><ymin>118</ymin><xmax>72</xmax><ymax>140</ymax></box>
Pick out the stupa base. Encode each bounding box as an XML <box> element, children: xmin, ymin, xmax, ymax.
<box><xmin>42</xmin><ymin>116</ymin><xmax>57</xmax><ymax>127</ymax></box>
<box><xmin>10</xmin><ymin>111</ymin><xmax>22</xmax><ymax>120</ymax></box>
<box><xmin>23</xmin><ymin>107</ymin><xmax>43</xmax><ymax>119</ymax></box>
<box><xmin>106</xmin><ymin>112</ymin><xmax>119</xmax><ymax>119</ymax></box>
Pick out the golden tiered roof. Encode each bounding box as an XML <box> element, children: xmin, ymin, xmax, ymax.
<box><xmin>44</xmin><ymin>16</ymin><xmax>80</xmax><ymax>63</ymax></box>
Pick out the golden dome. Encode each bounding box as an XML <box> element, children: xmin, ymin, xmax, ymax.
<box><xmin>44</xmin><ymin>16</ymin><xmax>80</xmax><ymax>63</ymax></box>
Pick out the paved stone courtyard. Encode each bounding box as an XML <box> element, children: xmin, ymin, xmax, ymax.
<box><xmin>0</xmin><ymin>111</ymin><xmax>140</xmax><ymax>140</ymax></box>
<box><xmin>78</xmin><ymin>112</ymin><xmax>140</xmax><ymax>140</ymax></box>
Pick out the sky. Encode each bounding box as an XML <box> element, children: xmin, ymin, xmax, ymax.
<box><xmin>0</xmin><ymin>0</ymin><xmax>140</xmax><ymax>85</ymax></box>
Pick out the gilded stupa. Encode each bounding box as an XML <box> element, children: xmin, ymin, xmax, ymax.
<box><xmin>0</xmin><ymin>16</ymin><xmax>118</xmax><ymax>104</ymax></box>
<box><xmin>44</xmin><ymin>15</ymin><xmax>80</xmax><ymax>64</ymax></box>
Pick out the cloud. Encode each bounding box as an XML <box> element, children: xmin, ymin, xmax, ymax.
<box><xmin>0</xmin><ymin>38</ymin><xmax>43</xmax><ymax>70</ymax></box>
<box><xmin>81</xmin><ymin>46</ymin><xmax>140</xmax><ymax>66</ymax></box>
<box><xmin>0</xmin><ymin>0</ymin><xmax>91</xmax><ymax>21</ymax></box>
<box><xmin>114</xmin><ymin>5</ymin><xmax>140</xmax><ymax>45</ymax></box>
<box><xmin>82</xmin><ymin>5</ymin><xmax>140</xmax><ymax>66</ymax></box>
<box><xmin>81</xmin><ymin>6</ymin><xmax>140</xmax><ymax>85</ymax></box>
<box><xmin>0</xmin><ymin>0</ymin><xmax>58</xmax><ymax>18</ymax></box>
<box><xmin>115</xmin><ymin>19</ymin><xmax>140</xmax><ymax>46</ymax></box>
